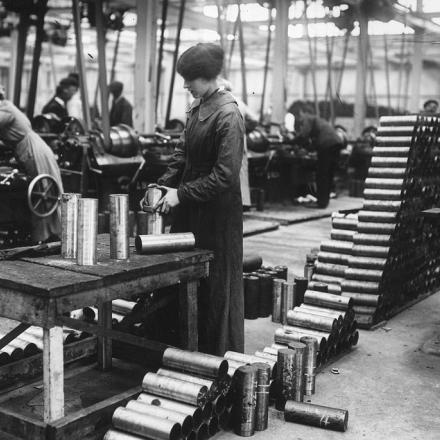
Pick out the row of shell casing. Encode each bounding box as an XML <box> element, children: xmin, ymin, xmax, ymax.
<box><xmin>0</xmin><ymin>326</ymin><xmax>92</xmax><ymax>366</ymax></box>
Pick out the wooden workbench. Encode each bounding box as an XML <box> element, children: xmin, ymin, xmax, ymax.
<box><xmin>0</xmin><ymin>235</ymin><xmax>212</xmax><ymax>438</ymax></box>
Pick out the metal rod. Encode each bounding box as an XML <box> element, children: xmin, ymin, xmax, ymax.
<box><xmin>231</xmin><ymin>365</ymin><xmax>258</xmax><ymax>437</ymax></box>
<box><xmin>109</xmin><ymin>194</ymin><xmax>129</xmax><ymax>260</ymax></box>
<box><xmin>126</xmin><ymin>400</ymin><xmax>193</xmax><ymax>436</ymax></box>
<box><xmin>284</xmin><ymin>401</ymin><xmax>349</xmax><ymax>432</ymax></box>
<box><xmin>304</xmin><ymin>290</ymin><xmax>352</xmax><ymax>310</ymax></box>
<box><xmin>77</xmin><ymin>198</ymin><xmax>98</xmax><ymax>265</ymax></box>
<box><xmin>112</xmin><ymin>406</ymin><xmax>181</xmax><ymax>440</ymax></box>
<box><xmin>156</xmin><ymin>369</ymin><xmax>218</xmax><ymax>400</ymax></box>
<box><xmin>135</xmin><ymin>233</ymin><xmax>195</xmax><ymax>254</ymax></box>
<box><xmin>253</xmin><ymin>362</ymin><xmax>270</xmax><ymax>431</ymax></box>
<box><xmin>162</xmin><ymin>347</ymin><xmax>228</xmax><ymax>378</ymax></box>
<box><xmin>142</xmin><ymin>373</ymin><xmax>208</xmax><ymax>407</ymax></box>
<box><xmin>137</xmin><ymin>394</ymin><xmax>203</xmax><ymax>429</ymax></box>
<box><xmin>286</xmin><ymin>310</ymin><xmax>338</xmax><ymax>333</ymax></box>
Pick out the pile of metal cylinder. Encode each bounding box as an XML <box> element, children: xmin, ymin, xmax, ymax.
<box><xmin>0</xmin><ymin>325</ymin><xmax>89</xmax><ymax>366</ymax></box>
<box><xmin>104</xmin><ymin>341</ymin><xmax>349</xmax><ymax>439</ymax></box>
<box><xmin>104</xmin><ymin>348</ymin><xmax>232</xmax><ymax>440</ymax></box>
<box><xmin>310</xmin><ymin>115</ymin><xmax>440</xmax><ymax>327</ymax></box>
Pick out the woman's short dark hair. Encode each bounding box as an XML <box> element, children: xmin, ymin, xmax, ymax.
<box><xmin>177</xmin><ymin>43</ymin><xmax>224</xmax><ymax>81</ymax></box>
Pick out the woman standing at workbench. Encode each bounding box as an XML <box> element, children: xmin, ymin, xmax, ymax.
<box><xmin>143</xmin><ymin>43</ymin><xmax>245</xmax><ymax>356</ymax></box>
<box><xmin>0</xmin><ymin>86</ymin><xmax>63</xmax><ymax>243</ymax></box>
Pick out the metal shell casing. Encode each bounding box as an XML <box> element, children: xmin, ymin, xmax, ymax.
<box><xmin>109</xmin><ymin>194</ymin><xmax>129</xmax><ymax>260</ymax></box>
<box><xmin>61</xmin><ymin>193</ymin><xmax>81</xmax><ymax>259</ymax></box>
<box><xmin>76</xmin><ymin>198</ymin><xmax>98</xmax><ymax>265</ymax></box>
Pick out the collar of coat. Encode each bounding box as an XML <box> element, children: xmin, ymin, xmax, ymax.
<box><xmin>188</xmin><ymin>89</ymin><xmax>237</xmax><ymax>122</ymax></box>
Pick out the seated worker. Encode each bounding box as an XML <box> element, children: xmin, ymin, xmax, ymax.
<box><xmin>66</xmin><ymin>72</ymin><xmax>83</xmax><ymax>120</ymax></box>
<box><xmin>42</xmin><ymin>76</ymin><xmax>79</xmax><ymax>119</ymax></box>
<box><xmin>288</xmin><ymin>101</ymin><xmax>343</xmax><ymax>209</ymax></box>
<box><xmin>109</xmin><ymin>80</ymin><xmax>133</xmax><ymax>127</ymax></box>
<box><xmin>0</xmin><ymin>85</ymin><xmax>63</xmax><ymax>243</ymax></box>
<box><xmin>421</xmin><ymin>99</ymin><xmax>439</xmax><ymax>116</ymax></box>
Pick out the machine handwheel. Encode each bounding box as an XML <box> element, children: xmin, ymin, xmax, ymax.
<box><xmin>27</xmin><ymin>174</ymin><xmax>61</xmax><ymax>218</ymax></box>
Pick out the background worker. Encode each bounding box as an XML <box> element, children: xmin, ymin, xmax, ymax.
<box><xmin>141</xmin><ymin>43</ymin><xmax>245</xmax><ymax>356</ymax></box>
<box><xmin>109</xmin><ymin>80</ymin><xmax>133</xmax><ymax>127</ymax></box>
<box><xmin>289</xmin><ymin>101</ymin><xmax>343</xmax><ymax>209</ymax></box>
<box><xmin>0</xmin><ymin>85</ymin><xmax>63</xmax><ymax>243</ymax></box>
<box><xmin>42</xmin><ymin>76</ymin><xmax>79</xmax><ymax>120</ymax></box>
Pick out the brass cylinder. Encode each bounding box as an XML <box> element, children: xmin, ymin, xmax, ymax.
<box><xmin>300</xmin><ymin>336</ymin><xmax>318</xmax><ymax>395</ymax></box>
<box><xmin>231</xmin><ymin>365</ymin><xmax>258</xmax><ymax>437</ymax></box>
<box><xmin>137</xmin><ymin>393</ymin><xmax>204</xmax><ymax>428</ymax></box>
<box><xmin>315</xmin><ymin>262</ymin><xmax>346</xmax><ymax>278</ymax></box>
<box><xmin>357</xmin><ymin>221</ymin><xmax>396</xmax><ymax>234</ymax></box>
<box><xmin>330</xmin><ymin>229</ymin><xmax>355</xmax><ymax>241</ymax></box>
<box><xmin>136</xmin><ymin>211</ymin><xmax>149</xmax><ymax>235</ymax></box>
<box><xmin>227</xmin><ymin>359</ymin><xmax>246</xmax><ymax>378</ymax></box>
<box><xmin>112</xmin><ymin>299</ymin><xmax>137</xmax><ymax>316</ymax></box>
<box><xmin>288</xmin><ymin>342</ymin><xmax>306</xmax><ymax>402</ymax></box>
<box><xmin>281</xmin><ymin>281</ymin><xmax>295</xmax><ymax>325</ymax></box>
<box><xmin>304</xmin><ymin>290</ymin><xmax>352</xmax><ymax>310</ymax></box>
<box><xmin>341</xmin><ymin>280</ymin><xmax>379</xmax><ymax>294</ymax></box>
<box><xmin>103</xmin><ymin>428</ymin><xmax>147</xmax><ymax>440</ymax></box>
<box><xmin>253</xmin><ymin>362</ymin><xmax>270</xmax><ymax>431</ymax></box>
<box><xmin>135</xmin><ymin>233</ymin><xmax>195</xmax><ymax>254</ymax></box>
<box><xmin>368</xmin><ymin>167</ymin><xmax>406</xmax><ymax>178</ymax></box>
<box><xmin>156</xmin><ymin>368</ymin><xmax>218</xmax><ymax>400</ymax></box>
<box><xmin>317</xmin><ymin>251</ymin><xmax>349</xmax><ymax>266</ymax></box>
<box><xmin>332</xmin><ymin>217</ymin><xmax>357</xmax><ymax>230</ymax></box>
<box><xmin>274</xmin><ymin>328</ymin><xmax>327</xmax><ymax>354</ymax></box>
<box><xmin>286</xmin><ymin>309</ymin><xmax>338</xmax><ymax>333</ymax></box>
<box><xmin>244</xmin><ymin>275</ymin><xmax>260</xmax><ymax>320</ymax></box>
<box><xmin>357</xmin><ymin>210</ymin><xmax>397</xmax><ymax>223</ymax></box>
<box><xmin>162</xmin><ymin>347</ymin><xmax>228</xmax><ymax>378</ymax></box>
<box><xmin>146</xmin><ymin>211</ymin><xmax>164</xmax><ymax>235</ymax></box>
<box><xmin>109</xmin><ymin>194</ymin><xmax>130</xmax><ymax>260</ymax></box>
<box><xmin>345</xmin><ymin>267</ymin><xmax>382</xmax><ymax>281</ymax></box>
<box><xmin>272</xmin><ymin>278</ymin><xmax>284</xmax><ymax>323</ymax></box>
<box><xmin>1</xmin><ymin>345</ymin><xmax>23</xmax><ymax>361</ymax></box>
<box><xmin>276</xmin><ymin>349</ymin><xmax>296</xmax><ymax>410</ymax></box>
<box><xmin>112</xmin><ymin>406</ymin><xmax>182</xmax><ymax>440</ymax></box>
<box><xmin>320</xmin><ymin>239</ymin><xmax>353</xmax><ymax>254</ymax></box>
<box><xmin>294</xmin><ymin>277</ymin><xmax>308</xmax><ymax>307</ymax></box>
<box><xmin>297</xmin><ymin>305</ymin><xmax>344</xmax><ymax>326</ymax></box>
<box><xmin>284</xmin><ymin>400</ymin><xmax>349</xmax><ymax>432</ymax></box>
<box><xmin>364</xmin><ymin>177</ymin><xmax>404</xmax><ymax>189</ymax></box>
<box><xmin>347</xmin><ymin>256</ymin><xmax>387</xmax><ymax>270</ymax></box>
<box><xmin>224</xmin><ymin>351</ymin><xmax>276</xmax><ymax>379</ymax></box>
<box><xmin>77</xmin><ymin>198</ymin><xmax>98</xmax><ymax>265</ymax></box>
<box><xmin>142</xmin><ymin>373</ymin><xmax>208</xmax><ymax>407</ymax></box>
<box><xmin>61</xmin><ymin>193</ymin><xmax>81</xmax><ymax>259</ymax></box>
<box><xmin>9</xmin><ymin>340</ymin><xmax>38</xmax><ymax>356</ymax></box>
<box><xmin>125</xmin><ymin>400</ymin><xmax>193</xmax><ymax>436</ymax></box>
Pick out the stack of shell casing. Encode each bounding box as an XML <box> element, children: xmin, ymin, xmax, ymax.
<box><xmin>271</xmin><ymin>284</ymin><xmax>358</xmax><ymax>367</ymax></box>
<box><xmin>243</xmin><ymin>264</ymin><xmax>288</xmax><ymax>320</ymax></box>
<box><xmin>309</xmin><ymin>114</ymin><xmax>440</xmax><ymax>328</ymax></box>
<box><xmin>0</xmin><ymin>325</ymin><xmax>92</xmax><ymax>367</ymax></box>
<box><xmin>104</xmin><ymin>348</ymin><xmax>233</xmax><ymax>440</ymax></box>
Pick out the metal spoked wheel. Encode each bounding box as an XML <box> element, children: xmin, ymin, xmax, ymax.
<box><xmin>27</xmin><ymin>174</ymin><xmax>61</xmax><ymax>218</ymax></box>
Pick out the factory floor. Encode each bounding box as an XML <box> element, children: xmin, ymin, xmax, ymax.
<box><xmin>216</xmin><ymin>216</ymin><xmax>440</xmax><ymax>440</ymax></box>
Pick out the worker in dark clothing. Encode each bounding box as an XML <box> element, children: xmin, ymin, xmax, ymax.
<box><xmin>141</xmin><ymin>43</ymin><xmax>245</xmax><ymax>356</ymax></box>
<box><xmin>109</xmin><ymin>81</ymin><xmax>133</xmax><ymax>127</ymax></box>
<box><xmin>42</xmin><ymin>77</ymin><xmax>78</xmax><ymax>119</ymax></box>
<box><xmin>421</xmin><ymin>99</ymin><xmax>439</xmax><ymax>116</ymax></box>
<box><xmin>289</xmin><ymin>101</ymin><xmax>343</xmax><ymax>209</ymax></box>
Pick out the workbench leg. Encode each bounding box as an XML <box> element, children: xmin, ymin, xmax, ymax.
<box><xmin>179</xmin><ymin>280</ymin><xmax>198</xmax><ymax>351</ymax></box>
<box><xmin>98</xmin><ymin>300</ymin><xmax>113</xmax><ymax>370</ymax></box>
<box><xmin>43</xmin><ymin>326</ymin><xmax>64</xmax><ymax>423</ymax></box>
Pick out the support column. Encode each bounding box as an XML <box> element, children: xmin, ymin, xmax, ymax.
<box><xmin>270</xmin><ymin>0</ymin><xmax>290</xmax><ymax>127</ymax></box>
<box><xmin>134</xmin><ymin>0</ymin><xmax>157</xmax><ymax>133</ymax></box>
<box><xmin>43</xmin><ymin>326</ymin><xmax>64</xmax><ymax>422</ymax></box>
<box><xmin>409</xmin><ymin>0</ymin><xmax>424</xmax><ymax>113</ymax></box>
<box><xmin>353</xmin><ymin>4</ymin><xmax>368</xmax><ymax>137</ymax></box>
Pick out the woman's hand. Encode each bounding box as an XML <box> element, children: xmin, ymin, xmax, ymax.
<box><xmin>154</xmin><ymin>187</ymin><xmax>180</xmax><ymax>214</ymax></box>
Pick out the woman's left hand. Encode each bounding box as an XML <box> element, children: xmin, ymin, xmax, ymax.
<box><xmin>154</xmin><ymin>187</ymin><xmax>180</xmax><ymax>214</ymax></box>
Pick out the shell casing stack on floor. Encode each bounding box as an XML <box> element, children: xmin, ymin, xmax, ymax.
<box><xmin>104</xmin><ymin>349</ymin><xmax>233</xmax><ymax>440</ymax></box>
<box><xmin>310</xmin><ymin>114</ymin><xmax>440</xmax><ymax>328</ymax></box>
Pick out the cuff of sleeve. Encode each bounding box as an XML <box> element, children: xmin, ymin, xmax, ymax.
<box><xmin>177</xmin><ymin>186</ymin><xmax>187</xmax><ymax>203</ymax></box>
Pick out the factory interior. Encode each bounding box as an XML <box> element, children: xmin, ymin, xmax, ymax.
<box><xmin>0</xmin><ymin>0</ymin><xmax>439</xmax><ymax>439</ymax></box>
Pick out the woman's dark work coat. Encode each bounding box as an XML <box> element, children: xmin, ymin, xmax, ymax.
<box><xmin>158</xmin><ymin>89</ymin><xmax>245</xmax><ymax>356</ymax></box>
